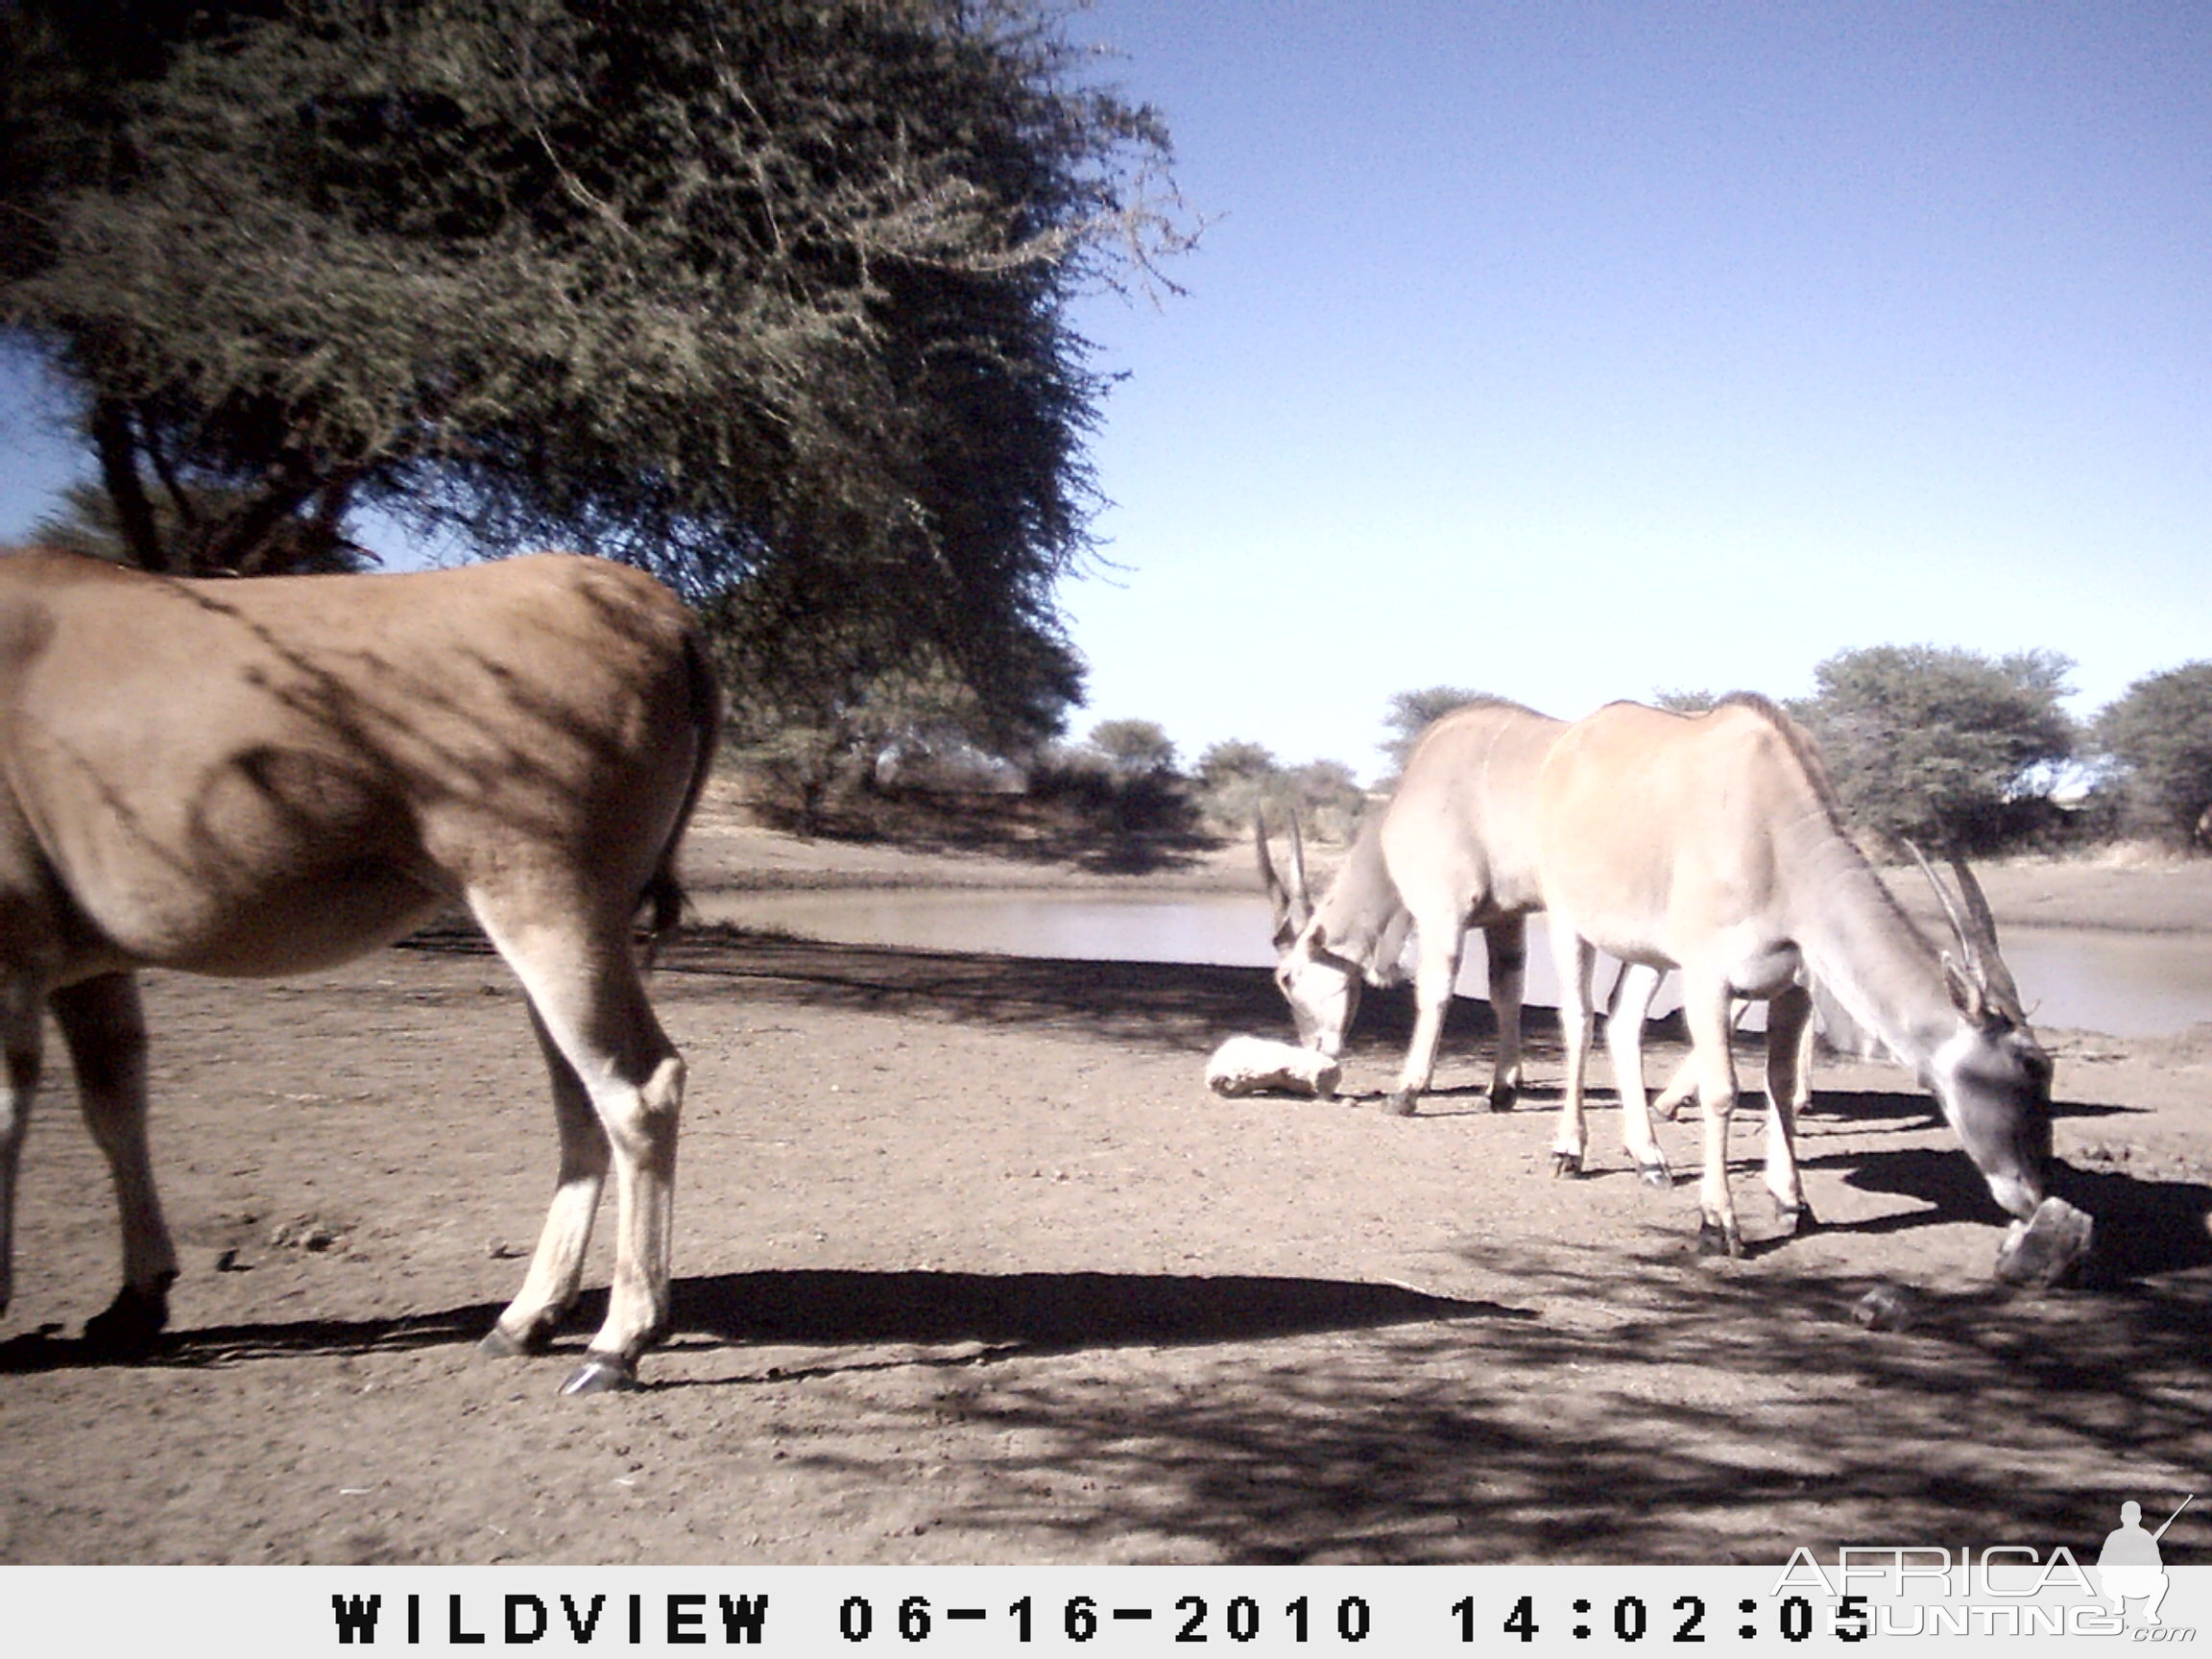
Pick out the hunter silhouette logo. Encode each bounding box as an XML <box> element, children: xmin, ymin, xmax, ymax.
<box><xmin>1775</xmin><ymin>1494</ymin><xmax>2202</xmax><ymax>1639</ymax></box>
<box><xmin>2098</xmin><ymin>1495</ymin><xmax>2192</xmax><ymax>1627</ymax></box>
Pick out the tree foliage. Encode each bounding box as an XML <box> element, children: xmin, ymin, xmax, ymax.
<box><xmin>1194</xmin><ymin>738</ymin><xmax>1277</xmax><ymax>791</ymax></box>
<box><xmin>27</xmin><ymin>477</ymin><xmax>376</xmax><ymax>573</ymax></box>
<box><xmin>1281</xmin><ymin>757</ymin><xmax>1365</xmax><ymax>842</ymax></box>
<box><xmin>1188</xmin><ymin>737</ymin><xmax>1362</xmax><ymax>840</ymax></box>
<box><xmin>708</xmin><ymin>554</ymin><xmax>1078</xmax><ymax>828</ymax></box>
<box><xmin>2095</xmin><ymin>662</ymin><xmax>2212</xmax><ymax>849</ymax></box>
<box><xmin>1084</xmin><ymin>717</ymin><xmax>1177</xmax><ymax>778</ymax></box>
<box><xmin>1</xmin><ymin>0</ymin><xmax>1189</xmax><ymax>731</ymax></box>
<box><xmin>1379</xmin><ymin>685</ymin><xmax>1489</xmax><ymax>775</ymax></box>
<box><xmin>1793</xmin><ymin>645</ymin><xmax>2076</xmax><ymax>853</ymax></box>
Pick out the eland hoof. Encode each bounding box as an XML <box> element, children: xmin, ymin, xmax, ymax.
<box><xmin>477</xmin><ymin>1324</ymin><xmax>538</xmax><ymax>1360</ymax></box>
<box><xmin>83</xmin><ymin>1284</ymin><xmax>171</xmax><ymax>1358</ymax></box>
<box><xmin>559</xmin><ymin>1354</ymin><xmax>639</xmax><ymax>1396</ymax></box>
<box><xmin>1487</xmin><ymin>1086</ymin><xmax>1519</xmax><ymax>1114</ymax></box>
<box><xmin>1550</xmin><ymin>1150</ymin><xmax>1582</xmax><ymax>1178</ymax></box>
<box><xmin>1773</xmin><ymin>1200</ymin><xmax>1819</xmax><ymax>1238</ymax></box>
<box><xmin>1637</xmin><ymin>1162</ymin><xmax>1672</xmax><ymax>1190</ymax></box>
<box><xmin>1698</xmin><ymin>1219</ymin><xmax>1744</xmax><ymax>1258</ymax></box>
<box><xmin>1381</xmin><ymin>1090</ymin><xmax>1419</xmax><ymax>1118</ymax></box>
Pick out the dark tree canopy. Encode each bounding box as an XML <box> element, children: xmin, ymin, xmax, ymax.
<box><xmin>28</xmin><ymin>477</ymin><xmax>376</xmax><ymax>573</ymax></box>
<box><xmin>1793</xmin><ymin>644</ymin><xmax>2076</xmax><ymax>853</ymax></box>
<box><xmin>2095</xmin><ymin>661</ymin><xmax>2212</xmax><ymax>849</ymax></box>
<box><xmin>1</xmin><ymin>0</ymin><xmax>1189</xmax><ymax>730</ymax></box>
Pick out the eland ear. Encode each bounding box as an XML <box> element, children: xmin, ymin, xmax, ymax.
<box><xmin>1941</xmin><ymin>951</ymin><xmax>1988</xmax><ymax>1024</ymax></box>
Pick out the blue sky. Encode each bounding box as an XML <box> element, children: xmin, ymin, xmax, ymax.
<box><xmin>4</xmin><ymin>2</ymin><xmax>2206</xmax><ymax>784</ymax></box>
<box><xmin>1057</xmin><ymin>0</ymin><xmax>2211</xmax><ymax>778</ymax></box>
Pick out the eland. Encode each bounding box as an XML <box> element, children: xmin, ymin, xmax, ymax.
<box><xmin>1534</xmin><ymin>695</ymin><xmax>2052</xmax><ymax>1256</ymax></box>
<box><xmin>0</xmin><ymin>547</ymin><xmax>720</xmax><ymax>1393</ymax></box>
<box><xmin>1261</xmin><ymin>697</ymin><xmax>1566</xmax><ymax>1116</ymax></box>
<box><xmin>1261</xmin><ymin>698</ymin><xmax>1712</xmax><ymax>1130</ymax></box>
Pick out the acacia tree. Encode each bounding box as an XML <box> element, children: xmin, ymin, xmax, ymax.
<box><xmin>0</xmin><ymin>0</ymin><xmax>1189</xmax><ymax>729</ymax></box>
<box><xmin>1379</xmin><ymin>685</ymin><xmax>1490</xmax><ymax>775</ymax></box>
<box><xmin>1793</xmin><ymin>645</ymin><xmax>2076</xmax><ymax>853</ymax></box>
<box><xmin>27</xmin><ymin>478</ymin><xmax>375</xmax><ymax>572</ymax></box>
<box><xmin>1085</xmin><ymin>718</ymin><xmax>1178</xmax><ymax>778</ymax></box>
<box><xmin>708</xmin><ymin>555</ymin><xmax>1079</xmax><ymax>827</ymax></box>
<box><xmin>1189</xmin><ymin>739</ymin><xmax>1363</xmax><ymax>840</ymax></box>
<box><xmin>2095</xmin><ymin>662</ymin><xmax>2212</xmax><ymax>848</ymax></box>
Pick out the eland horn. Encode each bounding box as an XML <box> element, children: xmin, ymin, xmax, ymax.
<box><xmin>1906</xmin><ymin>841</ymin><xmax>2028</xmax><ymax>1026</ymax></box>
<box><xmin>1286</xmin><ymin>810</ymin><xmax>1312</xmax><ymax>912</ymax></box>
<box><xmin>1255</xmin><ymin>814</ymin><xmax>1311</xmax><ymax>939</ymax></box>
<box><xmin>1944</xmin><ymin>853</ymin><xmax>2028</xmax><ymax>1024</ymax></box>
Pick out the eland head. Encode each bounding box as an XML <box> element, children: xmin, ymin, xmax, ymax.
<box><xmin>1910</xmin><ymin>845</ymin><xmax>2054</xmax><ymax>1220</ymax></box>
<box><xmin>1257</xmin><ymin>814</ymin><xmax>1410</xmax><ymax>1058</ymax></box>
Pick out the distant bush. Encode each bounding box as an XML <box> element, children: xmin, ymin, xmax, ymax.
<box><xmin>1190</xmin><ymin>740</ymin><xmax>1365</xmax><ymax>843</ymax></box>
<box><xmin>2095</xmin><ymin>662</ymin><xmax>2212</xmax><ymax>850</ymax></box>
<box><xmin>1793</xmin><ymin>645</ymin><xmax>2075</xmax><ymax>854</ymax></box>
<box><xmin>1378</xmin><ymin>686</ymin><xmax>1492</xmax><ymax>778</ymax></box>
<box><xmin>1025</xmin><ymin>745</ymin><xmax>1198</xmax><ymax>835</ymax></box>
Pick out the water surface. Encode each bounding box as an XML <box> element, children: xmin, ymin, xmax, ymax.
<box><xmin>699</xmin><ymin>889</ymin><xmax>2212</xmax><ymax>1038</ymax></box>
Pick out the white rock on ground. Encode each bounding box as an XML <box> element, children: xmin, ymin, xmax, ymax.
<box><xmin>1204</xmin><ymin>1035</ymin><xmax>1341</xmax><ymax>1099</ymax></box>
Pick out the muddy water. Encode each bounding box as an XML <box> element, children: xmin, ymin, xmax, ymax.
<box><xmin>696</xmin><ymin>889</ymin><xmax>2212</xmax><ymax>1038</ymax></box>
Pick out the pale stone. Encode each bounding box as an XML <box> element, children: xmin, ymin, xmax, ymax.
<box><xmin>1204</xmin><ymin>1035</ymin><xmax>1341</xmax><ymax>1099</ymax></box>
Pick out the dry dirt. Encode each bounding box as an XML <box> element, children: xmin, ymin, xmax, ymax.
<box><xmin>4</xmin><ymin>806</ymin><xmax>2211</xmax><ymax>1566</ymax></box>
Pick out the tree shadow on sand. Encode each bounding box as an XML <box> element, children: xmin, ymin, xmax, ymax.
<box><xmin>7</xmin><ymin>1168</ymin><xmax>2205</xmax><ymax>1566</ymax></box>
<box><xmin>409</xmin><ymin>926</ymin><xmax>1562</xmax><ymax>1056</ymax></box>
<box><xmin>838</xmin><ymin>1236</ymin><xmax>2212</xmax><ymax>1564</ymax></box>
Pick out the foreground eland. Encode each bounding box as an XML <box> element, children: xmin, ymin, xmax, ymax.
<box><xmin>1261</xmin><ymin>697</ymin><xmax>1566</xmax><ymax>1116</ymax></box>
<box><xmin>1534</xmin><ymin>695</ymin><xmax>2053</xmax><ymax>1255</ymax></box>
<box><xmin>0</xmin><ymin>548</ymin><xmax>719</xmax><ymax>1393</ymax></box>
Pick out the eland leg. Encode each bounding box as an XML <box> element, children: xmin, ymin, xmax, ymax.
<box><xmin>0</xmin><ymin>976</ymin><xmax>41</xmax><ymax>1334</ymax></box>
<box><xmin>1383</xmin><ymin>920</ymin><xmax>1464</xmax><ymax>1117</ymax></box>
<box><xmin>1684</xmin><ymin>978</ymin><xmax>1744</xmax><ymax>1256</ymax></box>
<box><xmin>1607</xmin><ymin>962</ymin><xmax>1671</xmax><ymax>1187</ymax></box>
<box><xmin>53</xmin><ymin>974</ymin><xmax>178</xmax><ymax>1355</ymax></box>
<box><xmin>1762</xmin><ymin>984</ymin><xmax>1816</xmax><ymax>1237</ymax></box>
<box><xmin>1548</xmin><ymin>923</ymin><xmax>1599</xmax><ymax>1176</ymax></box>
<box><xmin>478</xmin><ymin>1001</ymin><xmax>613</xmax><ymax>1361</ymax></box>
<box><xmin>1654</xmin><ymin>996</ymin><xmax>1748</xmax><ymax>1120</ymax></box>
<box><xmin>1651</xmin><ymin>1053</ymin><xmax>1699</xmax><ymax>1122</ymax></box>
<box><xmin>476</xmin><ymin>902</ymin><xmax>685</xmax><ymax>1396</ymax></box>
<box><xmin>1482</xmin><ymin>920</ymin><xmax>1527</xmax><ymax>1111</ymax></box>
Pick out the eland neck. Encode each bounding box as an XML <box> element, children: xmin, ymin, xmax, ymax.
<box><xmin>1779</xmin><ymin>824</ymin><xmax>1960</xmax><ymax>1073</ymax></box>
<box><xmin>1309</xmin><ymin>819</ymin><xmax>1406</xmax><ymax>975</ymax></box>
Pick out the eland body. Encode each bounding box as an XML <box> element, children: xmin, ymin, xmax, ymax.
<box><xmin>0</xmin><ymin>548</ymin><xmax>720</xmax><ymax>1392</ymax></box>
<box><xmin>1533</xmin><ymin>695</ymin><xmax>2053</xmax><ymax>1254</ymax></box>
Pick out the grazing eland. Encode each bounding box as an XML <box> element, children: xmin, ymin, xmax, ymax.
<box><xmin>1261</xmin><ymin>697</ymin><xmax>1566</xmax><ymax>1117</ymax></box>
<box><xmin>1533</xmin><ymin>695</ymin><xmax>2053</xmax><ymax>1256</ymax></box>
<box><xmin>0</xmin><ymin>547</ymin><xmax>720</xmax><ymax>1393</ymax></box>
<box><xmin>1262</xmin><ymin>700</ymin><xmax>1720</xmax><ymax>1139</ymax></box>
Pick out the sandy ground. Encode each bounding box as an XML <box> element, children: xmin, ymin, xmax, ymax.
<box><xmin>3</xmin><ymin>797</ymin><xmax>2210</xmax><ymax>1565</ymax></box>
